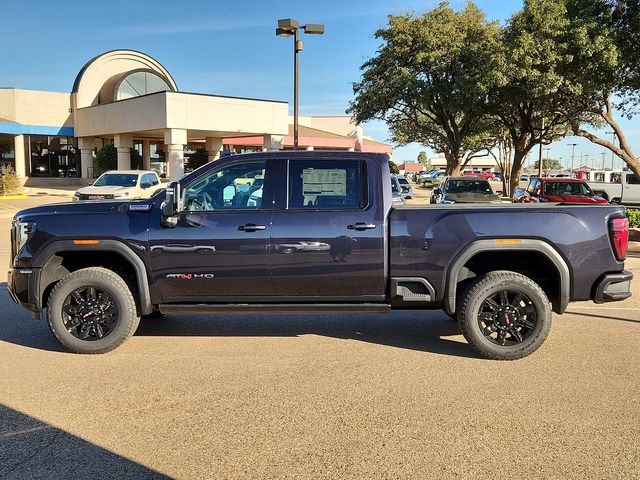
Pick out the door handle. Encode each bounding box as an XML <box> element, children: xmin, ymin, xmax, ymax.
<box><xmin>237</xmin><ymin>224</ymin><xmax>266</xmax><ymax>232</ymax></box>
<box><xmin>347</xmin><ymin>222</ymin><xmax>376</xmax><ymax>231</ymax></box>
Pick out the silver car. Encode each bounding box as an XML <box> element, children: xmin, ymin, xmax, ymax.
<box><xmin>391</xmin><ymin>176</ymin><xmax>405</xmax><ymax>205</ymax></box>
<box><xmin>395</xmin><ymin>175</ymin><xmax>413</xmax><ymax>199</ymax></box>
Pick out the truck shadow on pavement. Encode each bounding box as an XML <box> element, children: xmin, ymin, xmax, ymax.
<box><xmin>0</xmin><ymin>283</ymin><xmax>475</xmax><ymax>357</ymax></box>
<box><xmin>0</xmin><ymin>404</ymin><xmax>170</xmax><ymax>479</ymax></box>
<box><xmin>135</xmin><ymin>311</ymin><xmax>478</xmax><ymax>358</ymax></box>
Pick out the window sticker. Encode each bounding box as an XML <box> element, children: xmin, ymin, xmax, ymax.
<box><xmin>302</xmin><ymin>169</ymin><xmax>346</xmax><ymax>196</ymax></box>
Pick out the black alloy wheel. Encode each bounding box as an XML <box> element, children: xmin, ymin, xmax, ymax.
<box><xmin>457</xmin><ymin>270</ymin><xmax>552</xmax><ymax>360</ymax></box>
<box><xmin>62</xmin><ymin>286</ymin><xmax>119</xmax><ymax>341</ymax></box>
<box><xmin>477</xmin><ymin>289</ymin><xmax>537</xmax><ymax>346</ymax></box>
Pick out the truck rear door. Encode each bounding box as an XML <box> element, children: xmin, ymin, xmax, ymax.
<box><xmin>269</xmin><ymin>156</ymin><xmax>386</xmax><ymax>300</ymax></box>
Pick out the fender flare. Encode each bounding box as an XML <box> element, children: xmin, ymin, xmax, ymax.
<box><xmin>33</xmin><ymin>239</ymin><xmax>153</xmax><ymax>315</ymax></box>
<box><xmin>445</xmin><ymin>239</ymin><xmax>571</xmax><ymax>314</ymax></box>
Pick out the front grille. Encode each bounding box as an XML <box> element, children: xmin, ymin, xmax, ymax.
<box><xmin>79</xmin><ymin>194</ymin><xmax>114</xmax><ymax>200</ymax></box>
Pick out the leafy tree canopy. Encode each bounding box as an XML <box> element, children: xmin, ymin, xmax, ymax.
<box><xmin>348</xmin><ymin>1</ymin><xmax>505</xmax><ymax>174</ymax></box>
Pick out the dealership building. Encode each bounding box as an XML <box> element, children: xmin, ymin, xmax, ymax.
<box><xmin>0</xmin><ymin>49</ymin><xmax>391</xmax><ymax>182</ymax></box>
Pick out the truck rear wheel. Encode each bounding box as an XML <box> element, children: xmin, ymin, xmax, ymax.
<box><xmin>47</xmin><ymin>267</ymin><xmax>140</xmax><ymax>354</ymax></box>
<box><xmin>457</xmin><ymin>271</ymin><xmax>552</xmax><ymax>360</ymax></box>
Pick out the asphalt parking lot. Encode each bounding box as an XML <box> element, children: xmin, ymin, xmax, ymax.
<box><xmin>1</xmin><ymin>190</ymin><xmax>639</xmax><ymax>479</ymax></box>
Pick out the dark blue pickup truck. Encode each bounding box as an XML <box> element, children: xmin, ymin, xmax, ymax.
<box><xmin>7</xmin><ymin>152</ymin><xmax>633</xmax><ymax>359</ymax></box>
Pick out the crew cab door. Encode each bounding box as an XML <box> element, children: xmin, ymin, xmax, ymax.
<box><xmin>148</xmin><ymin>159</ymin><xmax>275</xmax><ymax>301</ymax></box>
<box><xmin>269</xmin><ymin>157</ymin><xmax>385</xmax><ymax>300</ymax></box>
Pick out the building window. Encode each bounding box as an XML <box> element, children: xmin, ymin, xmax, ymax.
<box><xmin>115</xmin><ymin>71</ymin><xmax>171</xmax><ymax>101</ymax></box>
<box><xmin>29</xmin><ymin>135</ymin><xmax>79</xmax><ymax>177</ymax></box>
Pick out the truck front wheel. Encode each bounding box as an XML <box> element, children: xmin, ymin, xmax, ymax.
<box><xmin>457</xmin><ymin>271</ymin><xmax>552</xmax><ymax>360</ymax></box>
<box><xmin>47</xmin><ymin>267</ymin><xmax>140</xmax><ymax>354</ymax></box>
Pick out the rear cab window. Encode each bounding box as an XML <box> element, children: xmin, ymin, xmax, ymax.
<box><xmin>287</xmin><ymin>159</ymin><xmax>368</xmax><ymax>210</ymax></box>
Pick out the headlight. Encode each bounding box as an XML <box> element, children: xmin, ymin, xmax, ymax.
<box><xmin>113</xmin><ymin>192</ymin><xmax>130</xmax><ymax>198</ymax></box>
<box><xmin>12</xmin><ymin>220</ymin><xmax>35</xmax><ymax>254</ymax></box>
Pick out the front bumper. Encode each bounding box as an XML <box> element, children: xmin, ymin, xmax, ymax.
<box><xmin>7</xmin><ymin>267</ymin><xmax>42</xmax><ymax>315</ymax></box>
<box><xmin>593</xmin><ymin>270</ymin><xmax>633</xmax><ymax>303</ymax></box>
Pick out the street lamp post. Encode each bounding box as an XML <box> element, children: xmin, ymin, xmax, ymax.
<box><xmin>605</xmin><ymin>131</ymin><xmax>616</xmax><ymax>170</ymax></box>
<box><xmin>601</xmin><ymin>152</ymin><xmax>606</xmax><ymax>170</ymax></box>
<box><xmin>568</xmin><ymin>143</ymin><xmax>577</xmax><ymax>178</ymax></box>
<box><xmin>276</xmin><ymin>19</ymin><xmax>325</xmax><ymax>150</ymax></box>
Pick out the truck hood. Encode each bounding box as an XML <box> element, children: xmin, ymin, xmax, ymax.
<box><xmin>75</xmin><ymin>185</ymin><xmax>133</xmax><ymax>195</ymax></box>
<box><xmin>13</xmin><ymin>198</ymin><xmax>157</xmax><ymax>221</ymax></box>
<box><xmin>445</xmin><ymin>192</ymin><xmax>501</xmax><ymax>203</ymax></box>
<box><xmin>544</xmin><ymin>194</ymin><xmax>609</xmax><ymax>204</ymax></box>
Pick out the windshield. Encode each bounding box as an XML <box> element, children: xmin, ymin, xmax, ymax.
<box><xmin>544</xmin><ymin>181</ymin><xmax>591</xmax><ymax>196</ymax></box>
<box><xmin>446</xmin><ymin>180</ymin><xmax>492</xmax><ymax>194</ymax></box>
<box><xmin>397</xmin><ymin>177</ymin><xmax>409</xmax><ymax>185</ymax></box>
<box><xmin>94</xmin><ymin>173</ymin><xmax>138</xmax><ymax>187</ymax></box>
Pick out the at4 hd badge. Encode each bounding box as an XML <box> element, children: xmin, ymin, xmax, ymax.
<box><xmin>166</xmin><ymin>273</ymin><xmax>215</xmax><ymax>279</ymax></box>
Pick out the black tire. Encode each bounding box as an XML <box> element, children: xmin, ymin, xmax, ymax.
<box><xmin>47</xmin><ymin>267</ymin><xmax>140</xmax><ymax>354</ymax></box>
<box><xmin>458</xmin><ymin>270</ymin><xmax>552</xmax><ymax>360</ymax></box>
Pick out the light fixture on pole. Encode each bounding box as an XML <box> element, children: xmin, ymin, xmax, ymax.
<box><xmin>568</xmin><ymin>143</ymin><xmax>577</xmax><ymax>178</ymax></box>
<box><xmin>276</xmin><ymin>19</ymin><xmax>325</xmax><ymax>150</ymax></box>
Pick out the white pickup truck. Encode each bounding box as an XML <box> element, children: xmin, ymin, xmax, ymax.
<box><xmin>588</xmin><ymin>171</ymin><xmax>640</xmax><ymax>205</ymax></box>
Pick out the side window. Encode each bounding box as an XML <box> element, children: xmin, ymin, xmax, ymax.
<box><xmin>287</xmin><ymin>160</ymin><xmax>366</xmax><ymax>209</ymax></box>
<box><xmin>150</xmin><ymin>174</ymin><xmax>160</xmax><ymax>186</ymax></box>
<box><xmin>627</xmin><ymin>173</ymin><xmax>638</xmax><ymax>185</ymax></box>
<box><xmin>182</xmin><ymin>161</ymin><xmax>267</xmax><ymax>212</ymax></box>
<box><xmin>141</xmin><ymin>174</ymin><xmax>152</xmax><ymax>186</ymax></box>
<box><xmin>527</xmin><ymin>180</ymin><xmax>537</xmax><ymax>194</ymax></box>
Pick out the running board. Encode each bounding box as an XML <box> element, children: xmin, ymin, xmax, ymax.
<box><xmin>159</xmin><ymin>303</ymin><xmax>391</xmax><ymax>314</ymax></box>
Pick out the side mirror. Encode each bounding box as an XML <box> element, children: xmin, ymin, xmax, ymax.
<box><xmin>161</xmin><ymin>181</ymin><xmax>181</xmax><ymax>228</ymax></box>
<box><xmin>141</xmin><ymin>181</ymin><xmax>152</xmax><ymax>189</ymax></box>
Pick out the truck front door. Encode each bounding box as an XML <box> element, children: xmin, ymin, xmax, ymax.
<box><xmin>269</xmin><ymin>157</ymin><xmax>386</xmax><ymax>300</ymax></box>
<box><xmin>149</xmin><ymin>159</ymin><xmax>275</xmax><ymax>301</ymax></box>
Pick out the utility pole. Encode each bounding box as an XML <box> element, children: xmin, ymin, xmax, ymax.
<box><xmin>606</xmin><ymin>131</ymin><xmax>615</xmax><ymax>170</ymax></box>
<box><xmin>601</xmin><ymin>152</ymin><xmax>606</xmax><ymax>170</ymax></box>
<box><xmin>568</xmin><ymin>143</ymin><xmax>577</xmax><ymax>178</ymax></box>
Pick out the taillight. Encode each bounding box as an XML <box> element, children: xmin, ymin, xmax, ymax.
<box><xmin>610</xmin><ymin>217</ymin><xmax>629</xmax><ymax>261</ymax></box>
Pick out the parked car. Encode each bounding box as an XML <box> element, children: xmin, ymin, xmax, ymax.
<box><xmin>73</xmin><ymin>170</ymin><xmax>161</xmax><ymax>201</ymax></box>
<box><xmin>464</xmin><ymin>171</ymin><xmax>496</xmax><ymax>180</ymax></box>
<box><xmin>391</xmin><ymin>175</ymin><xmax>405</xmax><ymax>205</ymax></box>
<box><xmin>8</xmin><ymin>152</ymin><xmax>632</xmax><ymax>360</ymax></box>
<box><xmin>515</xmin><ymin>178</ymin><xmax>609</xmax><ymax>204</ymax></box>
<box><xmin>418</xmin><ymin>171</ymin><xmax>445</xmax><ymax>186</ymax></box>
<box><xmin>395</xmin><ymin>175</ymin><xmax>413</xmax><ymax>199</ymax></box>
<box><xmin>430</xmin><ymin>176</ymin><xmax>502</xmax><ymax>204</ymax></box>
<box><xmin>520</xmin><ymin>175</ymin><xmax>529</xmax><ymax>182</ymax></box>
<box><xmin>588</xmin><ymin>171</ymin><xmax>640</xmax><ymax>205</ymax></box>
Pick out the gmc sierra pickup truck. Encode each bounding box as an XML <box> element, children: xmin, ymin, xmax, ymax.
<box><xmin>8</xmin><ymin>152</ymin><xmax>633</xmax><ymax>360</ymax></box>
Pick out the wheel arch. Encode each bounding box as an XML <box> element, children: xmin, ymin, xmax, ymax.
<box><xmin>445</xmin><ymin>239</ymin><xmax>570</xmax><ymax>315</ymax></box>
<box><xmin>33</xmin><ymin>240</ymin><xmax>153</xmax><ymax>315</ymax></box>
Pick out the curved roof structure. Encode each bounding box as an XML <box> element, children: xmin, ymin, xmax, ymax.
<box><xmin>71</xmin><ymin>50</ymin><xmax>178</xmax><ymax>108</ymax></box>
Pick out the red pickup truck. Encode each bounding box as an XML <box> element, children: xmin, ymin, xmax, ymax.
<box><xmin>515</xmin><ymin>178</ymin><xmax>609</xmax><ymax>204</ymax></box>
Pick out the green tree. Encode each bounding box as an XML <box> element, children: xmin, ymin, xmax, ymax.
<box><xmin>532</xmin><ymin>157</ymin><xmax>564</xmax><ymax>171</ymax></box>
<box><xmin>417</xmin><ymin>151</ymin><xmax>428</xmax><ymax>167</ymax></box>
<box><xmin>489</xmin><ymin>0</ymin><xmax>574</xmax><ymax>195</ymax></box>
<box><xmin>550</xmin><ymin>0</ymin><xmax>640</xmax><ymax>177</ymax></box>
<box><xmin>187</xmin><ymin>147</ymin><xmax>209</xmax><ymax>171</ymax></box>
<box><xmin>95</xmin><ymin>144</ymin><xmax>117</xmax><ymax>174</ymax></box>
<box><xmin>389</xmin><ymin>160</ymin><xmax>400</xmax><ymax>174</ymax></box>
<box><xmin>348</xmin><ymin>2</ymin><xmax>504</xmax><ymax>175</ymax></box>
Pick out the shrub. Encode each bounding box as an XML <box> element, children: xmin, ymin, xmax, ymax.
<box><xmin>389</xmin><ymin>161</ymin><xmax>399</xmax><ymax>175</ymax></box>
<box><xmin>0</xmin><ymin>172</ymin><xmax>20</xmax><ymax>196</ymax></box>
<box><xmin>95</xmin><ymin>144</ymin><xmax>117</xmax><ymax>174</ymax></box>
<box><xmin>627</xmin><ymin>209</ymin><xmax>640</xmax><ymax>228</ymax></box>
<box><xmin>187</xmin><ymin>147</ymin><xmax>209</xmax><ymax>171</ymax></box>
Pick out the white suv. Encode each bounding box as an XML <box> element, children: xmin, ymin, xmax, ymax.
<box><xmin>73</xmin><ymin>170</ymin><xmax>161</xmax><ymax>201</ymax></box>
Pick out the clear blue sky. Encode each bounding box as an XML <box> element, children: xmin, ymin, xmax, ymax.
<box><xmin>1</xmin><ymin>0</ymin><xmax>637</xmax><ymax>168</ymax></box>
